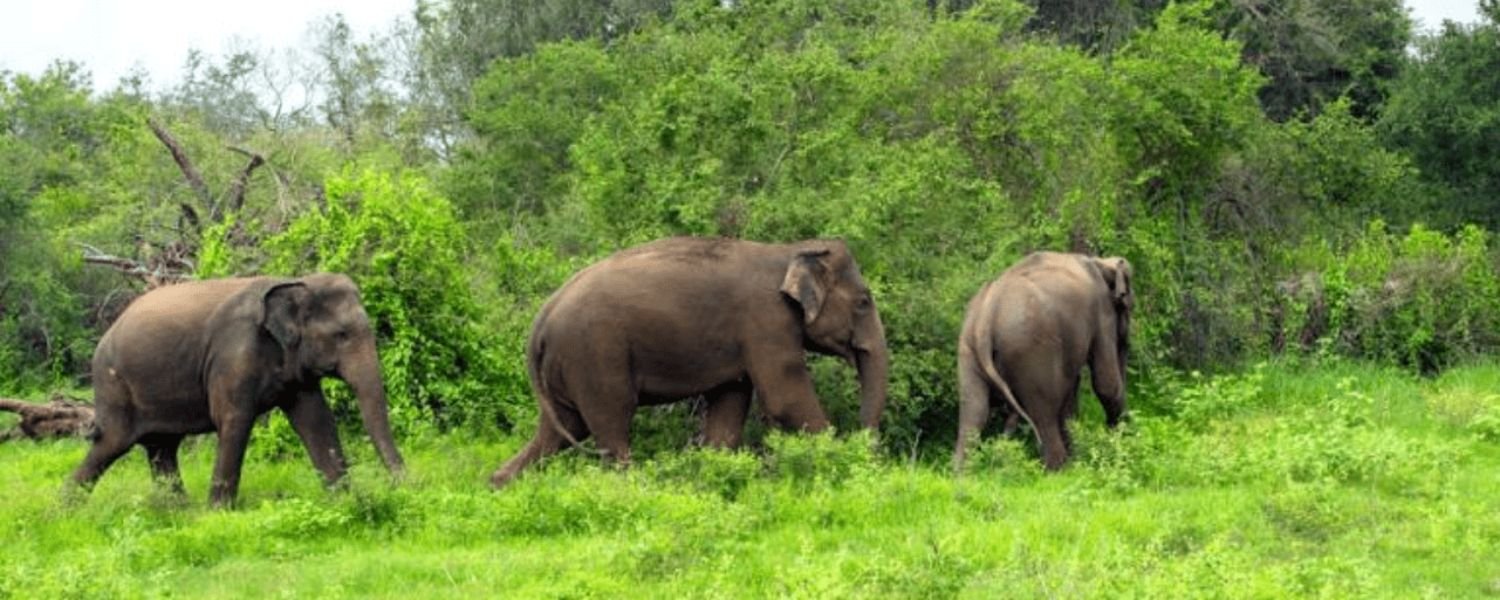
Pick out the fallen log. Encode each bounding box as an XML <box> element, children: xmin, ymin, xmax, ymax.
<box><xmin>0</xmin><ymin>395</ymin><xmax>97</xmax><ymax>441</ymax></box>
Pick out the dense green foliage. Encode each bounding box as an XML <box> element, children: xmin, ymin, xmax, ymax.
<box><xmin>1</xmin><ymin>65</ymin><xmax>168</xmax><ymax>390</ymax></box>
<box><xmin>264</xmin><ymin>169</ymin><xmax>515</xmax><ymax>432</ymax></box>
<box><xmin>3</xmin><ymin>0</ymin><xmax>1499</xmax><ymax>443</ymax></box>
<box><xmin>1379</xmin><ymin>6</ymin><xmax>1500</xmax><ymax>228</ymax></box>
<box><xmin>442</xmin><ymin>0</ymin><xmax>1498</xmax><ymax>442</ymax></box>
<box><xmin>1277</xmin><ymin>222</ymin><xmax>1500</xmax><ymax>373</ymax></box>
<box><xmin>1211</xmin><ymin>0</ymin><xmax>1411</xmax><ymax>121</ymax></box>
<box><xmin>3</xmin><ymin>361</ymin><xmax>1498</xmax><ymax>596</ymax></box>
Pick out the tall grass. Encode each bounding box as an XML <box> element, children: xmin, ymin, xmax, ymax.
<box><xmin>1</xmin><ymin>360</ymin><xmax>1497</xmax><ymax>598</ymax></box>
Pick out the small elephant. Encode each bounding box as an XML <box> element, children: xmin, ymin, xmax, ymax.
<box><xmin>71</xmin><ymin>274</ymin><xmax>405</xmax><ymax>506</ymax></box>
<box><xmin>954</xmin><ymin>252</ymin><xmax>1133</xmax><ymax>470</ymax></box>
<box><xmin>491</xmin><ymin>237</ymin><xmax>890</xmax><ymax>487</ymax></box>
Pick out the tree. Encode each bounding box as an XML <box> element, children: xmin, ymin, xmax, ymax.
<box><xmin>0</xmin><ymin>63</ymin><xmax>146</xmax><ymax>386</ymax></box>
<box><xmin>405</xmin><ymin>0</ymin><xmax>677</xmax><ymax>152</ymax></box>
<box><xmin>312</xmin><ymin>14</ymin><xmax>401</xmax><ymax>151</ymax></box>
<box><xmin>1023</xmin><ymin>0</ymin><xmax>1166</xmax><ymax>53</ymax></box>
<box><xmin>1379</xmin><ymin>10</ymin><xmax>1500</xmax><ymax>227</ymax></box>
<box><xmin>1215</xmin><ymin>0</ymin><xmax>1410</xmax><ymax>121</ymax></box>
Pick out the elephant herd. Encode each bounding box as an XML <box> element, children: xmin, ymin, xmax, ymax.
<box><xmin>67</xmin><ymin>237</ymin><xmax>1133</xmax><ymax>506</ymax></box>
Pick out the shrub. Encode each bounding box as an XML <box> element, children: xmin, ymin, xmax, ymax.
<box><xmin>1166</xmin><ymin>363</ymin><xmax>1268</xmax><ymax>430</ymax></box>
<box><xmin>764</xmin><ymin>430</ymin><xmax>880</xmax><ymax>486</ymax></box>
<box><xmin>1278</xmin><ymin>221</ymin><xmax>1500</xmax><ymax>372</ymax></box>
<box><xmin>643</xmin><ymin>446</ymin><xmax>763</xmax><ymax>501</ymax></box>
<box><xmin>265</xmin><ymin>168</ymin><xmax>518</xmax><ymax>433</ymax></box>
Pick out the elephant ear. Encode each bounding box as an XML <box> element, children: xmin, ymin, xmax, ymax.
<box><xmin>1092</xmin><ymin>258</ymin><xmax>1130</xmax><ymax>308</ymax></box>
<box><xmin>780</xmin><ymin>249</ymin><xmax>832</xmax><ymax>324</ymax></box>
<box><xmin>260</xmin><ymin>282</ymin><xmax>311</xmax><ymax>353</ymax></box>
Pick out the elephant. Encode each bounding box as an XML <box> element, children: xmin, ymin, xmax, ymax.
<box><xmin>70</xmin><ymin>273</ymin><xmax>405</xmax><ymax>506</ymax></box>
<box><xmin>490</xmin><ymin>237</ymin><xmax>890</xmax><ymax>487</ymax></box>
<box><xmin>953</xmin><ymin>252</ymin><xmax>1133</xmax><ymax>471</ymax></box>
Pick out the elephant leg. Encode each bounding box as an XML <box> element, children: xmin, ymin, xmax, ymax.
<box><xmin>1059</xmin><ymin>413</ymin><xmax>1075</xmax><ymax>455</ymax></box>
<box><xmin>1011</xmin><ymin>373</ymin><xmax>1069</xmax><ymax>470</ymax></box>
<box><xmin>953</xmin><ymin>348</ymin><xmax>991</xmax><ymax>470</ymax></box>
<box><xmin>1000</xmin><ymin>408</ymin><xmax>1020</xmax><ymax>436</ymax></box>
<box><xmin>1089</xmin><ymin>343</ymin><xmax>1127</xmax><ymax>428</ymax></box>
<box><xmin>1062</xmin><ymin>375</ymin><xmax>1081</xmax><ymax>423</ymax></box>
<box><xmin>141</xmin><ymin>433</ymin><xmax>186</xmax><ymax>495</ymax></box>
<box><xmin>1061</xmin><ymin>376</ymin><xmax>1082</xmax><ymax>453</ymax></box>
<box><xmin>1035</xmin><ymin>415</ymin><xmax>1070</xmax><ymax>471</ymax></box>
<box><xmin>577</xmin><ymin>395</ymin><xmax>635</xmax><ymax>468</ymax></box>
<box><xmin>747</xmin><ymin>356</ymin><xmax>830</xmax><ymax>433</ymax></box>
<box><xmin>209</xmin><ymin>413</ymin><xmax>255</xmax><ymax>508</ymax></box>
<box><xmin>701</xmin><ymin>380</ymin><xmax>752</xmax><ymax>449</ymax></box>
<box><xmin>491</xmin><ymin>403</ymin><xmax>588</xmax><ymax>488</ymax></box>
<box><xmin>284</xmin><ymin>388</ymin><xmax>349</xmax><ymax>487</ymax></box>
<box><xmin>69</xmin><ymin>427</ymin><xmax>136</xmax><ymax>491</ymax></box>
<box><xmin>69</xmin><ymin>380</ymin><xmax>136</xmax><ymax>493</ymax></box>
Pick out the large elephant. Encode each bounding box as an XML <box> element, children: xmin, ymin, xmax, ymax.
<box><xmin>491</xmin><ymin>237</ymin><xmax>890</xmax><ymax>487</ymax></box>
<box><xmin>70</xmin><ymin>273</ymin><xmax>405</xmax><ymax>506</ymax></box>
<box><xmin>953</xmin><ymin>252</ymin><xmax>1133</xmax><ymax>470</ymax></box>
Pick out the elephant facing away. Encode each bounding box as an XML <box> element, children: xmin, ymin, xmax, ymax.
<box><xmin>72</xmin><ymin>274</ymin><xmax>405</xmax><ymax>506</ymax></box>
<box><xmin>491</xmin><ymin>237</ymin><xmax>890</xmax><ymax>487</ymax></box>
<box><xmin>954</xmin><ymin>252</ymin><xmax>1133</xmax><ymax>471</ymax></box>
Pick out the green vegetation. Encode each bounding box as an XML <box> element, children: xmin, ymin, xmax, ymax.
<box><xmin>2</xmin><ymin>360</ymin><xmax>1497</xmax><ymax>597</ymax></box>
<box><xmin>3</xmin><ymin>0</ymin><xmax>1500</xmax><ymax>596</ymax></box>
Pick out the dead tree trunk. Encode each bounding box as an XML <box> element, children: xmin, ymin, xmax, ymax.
<box><xmin>0</xmin><ymin>395</ymin><xmax>96</xmax><ymax>441</ymax></box>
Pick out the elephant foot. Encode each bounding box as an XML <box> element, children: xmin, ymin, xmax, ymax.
<box><xmin>490</xmin><ymin>467</ymin><xmax>522</xmax><ymax>490</ymax></box>
<box><xmin>58</xmin><ymin>481</ymin><xmax>91</xmax><ymax>507</ymax></box>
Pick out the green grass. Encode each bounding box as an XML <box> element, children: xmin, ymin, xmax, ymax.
<box><xmin>3</xmin><ymin>359</ymin><xmax>1499</xmax><ymax>598</ymax></box>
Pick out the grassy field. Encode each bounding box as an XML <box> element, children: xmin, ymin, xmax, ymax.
<box><xmin>2</xmin><ymin>359</ymin><xmax>1498</xmax><ymax>599</ymax></box>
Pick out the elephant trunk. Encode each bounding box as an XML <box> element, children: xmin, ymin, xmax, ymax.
<box><xmin>339</xmin><ymin>338</ymin><xmax>406</xmax><ymax>475</ymax></box>
<box><xmin>854</xmin><ymin>317</ymin><xmax>890</xmax><ymax>430</ymax></box>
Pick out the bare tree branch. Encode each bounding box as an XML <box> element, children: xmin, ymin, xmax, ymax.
<box><xmin>78</xmin><ymin>243</ymin><xmax>193</xmax><ymax>288</ymax></box>
<box><xmin>219</xmin><ymin>146</ymin><xmax>267</xmax><ymax>220</ymax></box>
<box><xmin>147</xmin><ymin>117</ymin><xmax>213</xmax><ymax>226</ymax></box>
<box><xmin>274</xmin><ymin>169</ymin><xmax>294</xmax><ymax>215</ymax></box>
<box><xmin>179</xmin><ymin>201</ymin><xmax>201</xmax><ymax>230</ymax></box>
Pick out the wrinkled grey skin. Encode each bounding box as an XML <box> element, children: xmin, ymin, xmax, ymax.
<box><xmin>491</xmin><ymin>237</ymin><xmax>890</xmax><ymax>488</ymax></box>
<box><xmin>953</xmin><ymin>252</ymin><xmax>1133</xmax><ymax>471</ymax></box>
<box><xmin>70</xmin><ymin>274</ymin><xmax>404</xmax><ymax>507</ymax></box>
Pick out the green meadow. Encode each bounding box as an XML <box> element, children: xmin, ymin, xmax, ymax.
<box><xmin>3</xmin><ymin>359</ymin><xmax>1497</xmax><ymax>598</ymax></box>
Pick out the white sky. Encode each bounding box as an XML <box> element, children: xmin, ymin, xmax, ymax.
<box><xmin>0</xmin><ymin>0</ymin><xmax>412</xmax><ymax>90</ymax></box>
<box><xmin>0</xmin><ymin>0</ymin><xmax>1487</xmax><ymax>92</ymax></box>
<box><xmin>1407</xmin><ymin>0</ymin><xmax>1483</xmax><ymax>30</ymax></box>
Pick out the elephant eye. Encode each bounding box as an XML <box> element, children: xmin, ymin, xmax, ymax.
<box><xmin>856</xmin><ymin>295</ymin><xmax>873</xmax><ymax>310</ymax></box>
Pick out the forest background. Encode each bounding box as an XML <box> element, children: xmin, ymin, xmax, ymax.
<box><xmin>2</xmin><ymin>0</ymin><xmax>1500</xmax><ymax>595</ymax></box>
<box><xmin>5</xmin><ymin>0</ymin><xmax>1498</xmax><ymax>444</ymax></box>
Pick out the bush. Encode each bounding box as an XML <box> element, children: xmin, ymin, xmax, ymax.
<box><xmin>643</xmin><ymin>447</ymin><xmax>763</xmax><ymax>501</ymax></box>
<box><xmin>1277</xmin><ymin>221</ymin><xmax>1500</xmax><ymax>372</ymax></box>
<box><xmin>265</xmin><ymin>168</ymin><xmax>519</xmax><ymax>433</ymax></box>
<box><xmin>764</xmin><ymin>430</ymin><xmax>880</xmax><ymax>486</ymax></box>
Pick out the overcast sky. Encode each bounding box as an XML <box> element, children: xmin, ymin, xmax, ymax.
<box><xmin>0</xmin><ymin>0</ymin><xmax>1488</xmax><ymax>92</ymax></box>
<box><xmin>0</xmin><ymin>0</ymin><xmax>411</xmax><ymax>90</ymax></box>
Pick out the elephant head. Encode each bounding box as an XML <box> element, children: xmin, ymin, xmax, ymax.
<box><xmin>258</xmin><ymin>273</ymin><xmax>405</xmax><ymax>474</ymax></box>
<box><xmin>1092</xmin><ymin>256</ymin><xmax>1134</xmax><ymax>377</ymax></box>
<box><xmin>780</xmin><ymin>242</ymin><xmax>890</xmax><ymax>429</ymax></box>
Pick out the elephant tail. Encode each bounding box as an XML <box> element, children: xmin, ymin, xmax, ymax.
<box><xmin>971</xmin><ymin>303</ymin><xmax>1041</xmax><ymax>450</ymax></box>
